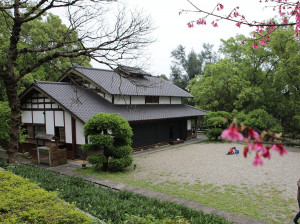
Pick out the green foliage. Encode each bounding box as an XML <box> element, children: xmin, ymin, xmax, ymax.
<box><xmin>106</xmin><ymin>145</ymin><xmax>133</xmax><ymax>158</ymax></box>
<box><xmin>108</xmin><ymin>157</ymin><xmax>134</xmax><ymax>171</ymax></box>
<box><xmin>123</xmin><ymin>214</ymin><xmax>189</xmax><ymax>224</ymax></box>
<box><xmin>0</xmin><ymin>158</ymin><xmax>8</xmax><ymax>168</ymax></box>
<box><xmin>204</xmin><ymin>111</ymin><xmax>231</xmax><ymax>141</ymax></box>
<box><xmin>0</xmin><ymin>169</ymin><xmax>94</xmax><ymax>224</ymax></box>
<box><xmin>83</xmin><ymin>113</ymin><xmax>133</xmax><ymax>171</ymax></box>
<box><xmin>89</xmin><ymin>135</ymin><xmax>114</xmax><ymax>147</ymax></box>
<box><xmin>170</xmin><ymin>44</ymin><xmax>218</xmax><ymax>90</ymax></box>
<box><xmin>87</xmin><ymin>155</ymin><xmax>107</xmax><ymax>170</ymax></box>
<box><xmin>0</xmin><ymin>102</ymin><xmax>28</xmax><ymax>146</ymax></box>
<box><xmin>243</xmin><ymin>109</ymin><xmax>283</xmax><ymax>132</ymax></box>
<box><xmin>6</xmin><ymin>165</ymin><xmax>231</xmax><ymax>224</ymax></box>
<box><xmin>188</xmin><ymin>28</ymin><xmax>300</xmax><ymax>133</ymax></box>
<box><xmin>0</xmin><ymin>102</ymin><xmax>10</xmax><ymax>146</ymax></box>
<box><xmin>81</xmin><ymin>144</ymin><xmax>101</xmax><ymax>152</ymax></box>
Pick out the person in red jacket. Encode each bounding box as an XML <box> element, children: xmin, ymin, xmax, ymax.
<box><xmin>294</xmin><ymin>178</ymin><xmax>300</xmax><ymax>224</ymax></box>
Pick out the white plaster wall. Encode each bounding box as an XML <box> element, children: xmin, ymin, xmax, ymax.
<box><xmin>171</xmin><ymin>97</ymin><xmax>182</xmax><ymax>104</ymax></box>
<box><xmin>105</xmin><ymin>94</ymin><xmax>113</xmax><ymax>103</ymax></box>
<box><xmin>45</xmin><ymin>111</ymin><xmax>55</xmax><ymax>135</ymax></box>
<box><xmin>21</xmin><ymin>111</ymin><xmax>32</xmax><ymax>123</ymax></box>
<box><xmin>159</xmin><ymin>97</ymin><xmax>170</xmax><ymax>104</ymax></box>
<box><xmin>187</xmin><ymin>120</ymin><xmax>192</xmax><ymax>130</ymax></box>
<box><xmin>114</xmin><ymin>95</ymin><xmax>130</xmax><ymax>104</ymax></box>
<box><xmin>131</xmin><ymin>96</ymin><xmax>145</xmax><ymax>104</ymax></box>
<box><xmin>33</xmin><ymin>111</ymin><xmax>45</xmax><ymax>124</ymax></box>
<box><xmin>52</xmin><ymin>103</ymin><xmax>58</xmax><ymax>109</ymax></box>
<box><xmin>76</xmin><ymin>120</ymin><xmax>85</xmax><ymax>144</ymax></box>
<box><xmin>54</xmin><ymin>111</ymin><xmax>64</xmax><ymax>127</ymax></box>
<box><xmin>64</xmin><ymin>112</ymin><xmax>72</xmax><ymax>144</ymax></box>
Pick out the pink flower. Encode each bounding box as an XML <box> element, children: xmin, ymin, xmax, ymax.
<box><xmin>221</xmin><ymin>125</ymin><xmax>244</xmax><ymax>142</ymax></box>
<box><xmin>211</xmin><ymin>21</ymin><xmax>218</xmax><ymax>27</ymax></box>
<box><xmin>259</xmin><ymin>38</ymin><xmax>267</xmax><ymax>46</ymax></box>
<box><xmin>270</xmin><ymin>144</ymin><xmax>288</xmax><ymax>156</ymax></box>
<box><xmin>197</xmin><ymin>19</ymin><xmax>206</xmax><ymax>25</ymax></box>
<box><xmin>217</xmin><ymin>3</ymin><xmax>224</xmax><ymax>11</ymax></box>
<box><xmin>187</xmin><ymin>22</ymin><xmax>194</xmax><ymax>28</ymax></box>
<box><xmin>252</xmin><ymin>42</ymin><xmax>259</xmax><ymax>49</ymax></box>
<box><xmin>236</xmin><ymin>22</ymin><xmax>242</xmax><ymax>28</ymax></box>
<box><xmin>261</xmin><ymin>146</ymin><xmax>271</xmax><ymax>160</ymax></box>
<box><xmin>253</xmin><ymin>153</ymin><xmax>264</xmax><ymax>166</ymax></box>
<box><xmin>243</xmin><ymin>146</ymin><xmax>249</xmax><ymax>158</ymax></box>
<box><xmin>241</xmin><ymin>41</ymin><xmax>245</xmax><ymax>45</ymax></box>
<box><xmin>248</xmin><ymin>128</ymin><xmax>259</xmax><ymax>139</ymax></box>
<box><xmin>248</xmin><ymin>140</ymin><xmax>264</xmax><ymax>152</ymax></box>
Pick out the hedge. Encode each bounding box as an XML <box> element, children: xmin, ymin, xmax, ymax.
<box><xmin>4</xmin><ymin>164</ymin><xmax>232</xmax><ymax>224</ymax></box>
<box><xmin>0</xmin><ymin>168</ymin><xmax>95</xmax><ymax>224</ymax></box>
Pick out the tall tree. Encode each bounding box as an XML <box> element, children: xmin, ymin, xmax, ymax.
<box><xmin>170</xmin><ymin>43</ymin><xmax>217</xmax><ymax>90</ymax></box>
<box><xmin>189</xmin><ymin>28</ymin><xmax>300</xmax><ymax>132</ymax></box>
<box><xmin>0</xmin><ymin>0</ymin><xmax>153</xmax><ymax>163</ymax></box>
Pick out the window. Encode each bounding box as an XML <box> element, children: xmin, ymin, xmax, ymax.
<box><xmin>55</xmin><ymin>127</ymin><xmax>65</xmax><ymax>141</ymax></box>
<box><xmin>25</xmin><ymin>124</ymin><xmax>45</xmax><ymax>138</ymax></box>
<box><xmin>145</xmin><ymin>96</ymin><xmax>159</xmax><ymax>104</ymax></box>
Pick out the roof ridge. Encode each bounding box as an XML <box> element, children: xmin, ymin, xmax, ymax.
<box><xmin>34</xmin><ymin>81</ymin><xmax>74</xmax><ymax>85</ymax></box>
<box><xmin>74</xmin><ymin>66</ymin><xmax>114</xmax><ymax>73</ymax></box>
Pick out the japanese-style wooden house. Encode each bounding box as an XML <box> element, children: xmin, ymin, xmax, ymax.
<box><xmin>20</xmin><ymin>65</ymin><xmax>207</xmax><ymax>159</ymax></box>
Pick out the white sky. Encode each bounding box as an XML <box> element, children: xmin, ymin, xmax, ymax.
<box><xmin>53</xmin><ymin>0</ymin><xmax>278</xmax><ymax>76</ymax></box>
<box><xmin>118</xmin><ymin>0</ymin><xmax>277</xmax><ymax>77</ymax></box>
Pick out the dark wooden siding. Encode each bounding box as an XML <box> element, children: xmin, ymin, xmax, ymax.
<box><xmin>131</xmin><ymin>118</ymin><xmax>188</xmax><ymax>148</ymax></box>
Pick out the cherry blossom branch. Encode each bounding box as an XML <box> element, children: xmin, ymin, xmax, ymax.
<box><xmin>181</xmin><ymin>0</ymin><xmax>300</xmax><ymax>49</ymax></box>
<box><xmin>221</xmin><ymin>124</ymin><xmax>289</xmax><ymax>166</ymax></box>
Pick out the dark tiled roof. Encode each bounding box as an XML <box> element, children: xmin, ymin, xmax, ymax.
<box><xmin>32</xmin><ymin>81</ymin><xmax>207</xmax><ymax>123</ymax></box>
<box><xmin>70</xmin><ymin>66</ymin><xmax>193</xmax><ymax>98</ymax></box>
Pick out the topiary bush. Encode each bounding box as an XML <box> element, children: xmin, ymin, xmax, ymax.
<box><xmin>108</xmin><ymin>157</ymin><xmax>133</xmax><ymax>171</ymax></box>
<box><xmin>82</xmin><ymin>113</ymin><xmax>133</xmax><ymax>172</ymax></box>
<box><xmin>204</xmin><ymin>111</ymin><xmax>231</xmax><ymax>141</ymax></box>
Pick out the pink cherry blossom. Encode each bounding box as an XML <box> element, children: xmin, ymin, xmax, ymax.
<box><xmin>211</xmin><ymin>21</ymin><xmax>218</xmax><ymax>27</ymax></box>
<box><xmin>252</xmin><ymin>42</ymin><xmax>259</xmax><ymax>49</ymax></box>
<box><xmin>243</xmin><ymin>146</ymin><xmax>249</xmax><ymax>158</ymax></box>
<box><xmin>221</xmin><ymin>125</ymin><xmax>244</xmax><ymax>142</ymax></box>
<box><xmin>248</xmin><ymin>128</ymin><xmax>259</xmax><ymax>139</ymax></box>
<box><xmin>253</xmin><ymin>153</ymin><xmax>264</xmax><ymax>166</ymax></box>
<box><xmin>270</xmin><ymin>144</ymin><xmax>288</xmax><ymax>156</ymax></box>
<box><xmin>248</xmin><ymin>140</ymin><xmax>264</xmax><ymax>152</ymax></box>
<box><xmin>261</xmin><ymin>146</ymin><xmax>271</xmax><ymax>160</ymax></box>
<box><xmin>259</xmin><ymin>38</ymin><xmax>267</xmax><ymax>46</ymax></box>
<box><xmin>236</xmin><ymin>22</ymin><xmax>242</xmax><ymax>28</ymax></box>
<box><xmin>187</xmin><ymin>22</ymin><xmax>194</xmax><ymax>28</ymax></box>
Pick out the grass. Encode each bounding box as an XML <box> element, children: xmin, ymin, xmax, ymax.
<box><xmin>78</xmin><ymin>166</ymin><xmax>298</xmax><ymax>224</ymax></box>
<box><xmin>4</xmin><ymin>163</ymin><xmax>232</xmax><ymax>224</ymax></box>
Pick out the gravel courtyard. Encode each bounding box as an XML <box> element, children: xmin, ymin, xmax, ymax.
<box><xmin>133</xmin><ymin>142</ymin><xmax>300</xmax><ymax>199</ymax></box>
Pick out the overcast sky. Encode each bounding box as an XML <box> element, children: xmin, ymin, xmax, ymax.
<box><xmin>54</xmin><ymin>1</ymin><xmax>277</xmax><ymax>76</ymax></box>
<box><xmin>115</xmin><ymin>0</ymin><xmax>277</xmax><ymax>77</ymax></box>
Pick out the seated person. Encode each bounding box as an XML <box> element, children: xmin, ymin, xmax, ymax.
<box><xmin>226</xmin><ymin>148</ymin><xmax>234</xmax><ymax>155</ymax></box>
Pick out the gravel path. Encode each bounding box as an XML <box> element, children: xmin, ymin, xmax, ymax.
<box><xmin>133</xmin><ymin>143</ymin><xmax>300</xmax><ymax>199</ymax></box>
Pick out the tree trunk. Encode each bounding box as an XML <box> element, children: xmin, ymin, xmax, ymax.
<box><xmin>4</xmin><ymin>76</ymin><xmax>21</xmax><ymax>164</ymax></box>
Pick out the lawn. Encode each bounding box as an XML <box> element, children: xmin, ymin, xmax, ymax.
<box><xmin>2</xmin><ymin>162</ymin><xmax>231</xmax><ymax>224</ymax></box>
<box><xmin>78</xmin><ymin>142</ymin><xmax>300</xmax><ymax>224</ymax></box>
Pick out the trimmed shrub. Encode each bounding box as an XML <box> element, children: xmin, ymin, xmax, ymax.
<box><xmin>82</xmin><ymin>113</ymin><xmax>133</xmax><ymax>172</ymax></box>
<box><xmin>0</xmin><ymin>168</ymin><xmax>94</xmax><ymax>224</ymax></box>
<box><xmin>204</xmin><ymin>111</ymin><xmax>231</xmax><ymax>141</ymax></box>
<box><xmin>108</xmin><ymin>157</ymin><xmax>133</xmax><ymax>171</ymax></box>
<box><xmin>107</xmin><ymin>145</ymin><xmax>133</xmax><ymax>158</ymax></box>
<box><xmin>87</xmin><ymin>155</ymin><xmax>106</xmax><ymax>170</ymax></box>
